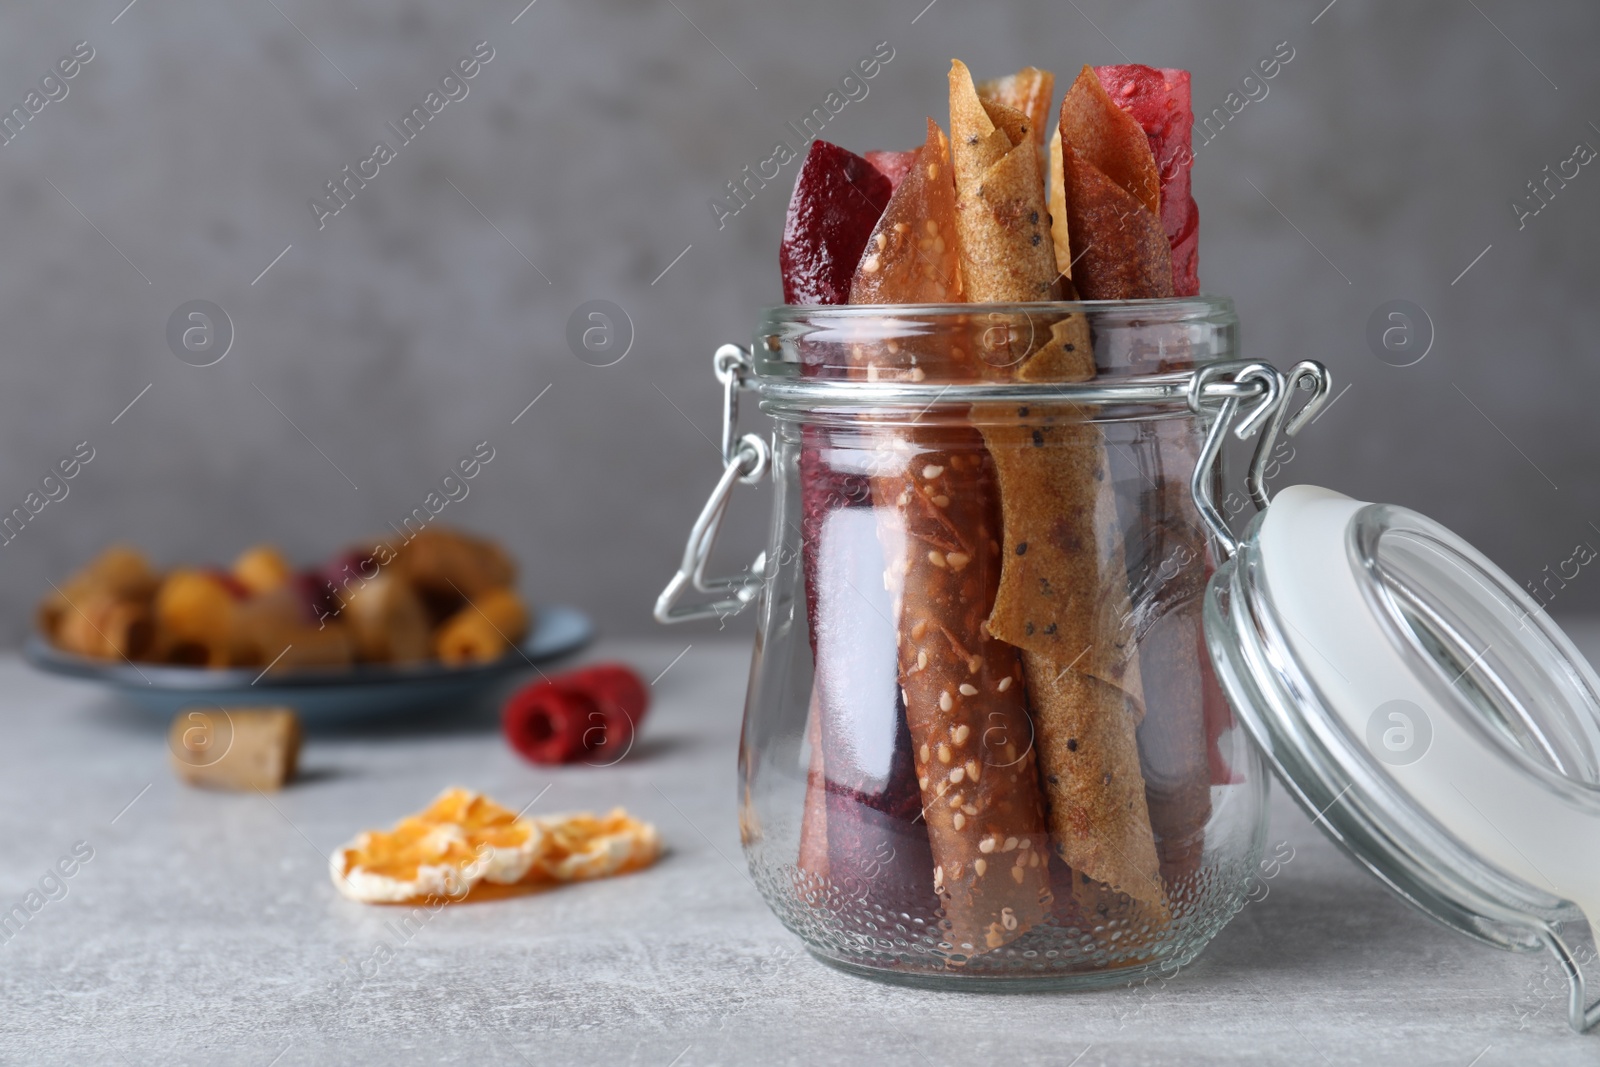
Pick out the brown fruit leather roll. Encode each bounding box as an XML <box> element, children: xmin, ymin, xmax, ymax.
<box><xmin>980</xmin><ymin>321</ymin><xmax>1165</xmax><ymax>917</ymax></box>
<box><xmin>847</xmin><ymin>116</ymin><xmax>1053</xmax><ymax>952</ymax></box>
<box><xmin>865</xmin><ymin>426</ymin><xmax>1052</xmax><ymax>951</ymax></box>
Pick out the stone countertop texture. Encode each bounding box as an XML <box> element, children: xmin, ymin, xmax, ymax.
<box><xmin>2</xmin><ymin>635</ymin><xmax>1598</xmax><ymax>1065</ymax></box>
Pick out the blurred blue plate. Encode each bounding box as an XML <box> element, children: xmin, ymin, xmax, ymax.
<box><xmin>23</xmin><ymin>603</ymin><xmax>594</xmax><ymax>726</ymax></box>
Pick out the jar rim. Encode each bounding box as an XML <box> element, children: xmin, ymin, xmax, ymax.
<box><xmin>757</xmin><ymin>295</ymin><xmax>1235</xmax><ymax>321</ymax></box>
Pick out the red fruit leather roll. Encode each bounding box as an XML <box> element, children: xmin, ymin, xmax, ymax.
<box><xmin>503</xmin><ymin>681</ymin><xmax>592</xmax><ymax>765</ymax></box>
<box><xmin>863</xmin><ymin>149</ymin><xmax>917</xmax><ymax>193</ymax></box>
<box><xmin>810</xmin><ymin>491</ymin><xmax>939</xmax><ymax>917</ymax></box>
<box><xmin>780</xmin><ymin>141</ymin><xmax>893</xmax><ymax>305</ymax></box>
<box><xmin>1094</xmin><ymin>65</ymin><xmax>1199</xmax><ymax>296</ymax></box>
<box><xmin>783</xmin><ymin>141</ymin><xmax>936</xmax><ymax>914</ymax></box>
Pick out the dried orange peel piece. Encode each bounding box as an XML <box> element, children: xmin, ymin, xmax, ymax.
<box><xmin>331</xmin><ymin>788</ymin><xmax>659</xmax><ymax>903</ymax></box>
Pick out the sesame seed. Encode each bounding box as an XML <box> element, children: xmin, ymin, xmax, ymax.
<box><xmin>962</xmin><ymin>803</ymin><xmax>978</xmax><ymax>815</ymax></box>
<box><xmin>967</xmin><ymin>655</ymin><xmax>981</xmax><ymax>673</ymax></box>
<box><xmin>1001</xmin><ymin>906</ymin><xmax>1018</xmax><ymax>930</ymax></box>
<box><xmin>979</xmin><ymin>837</ymin><xmax>996</xmax><ymax>854</ymax></box>
<box><xmin>917</xmin><ymin>650</ymin><xmax>929</xmax><ymax>670</ymax></box>
<box><xmin>920</xmin><ymin>743</ymin><xmax>930</xmax><ymax>762</ymax></box>
<box><xmin>1011</xmin><ymin>867</ymin><xmax>1025</xmax><ymax>884</ymax></box>
<box><xmin>948</xmin><ymin>791</ymin><xmax>964</xmax><ymax>808</ymax></box>
<box><xmin>953</xmin><ymin>724</ymin><xmax>971</xmax><ymax>744</ymax></box>
<box><xmin>974</xmin><ymin>858</ymin><xmax>987</xmax><ymax>877</ymax></box>
<box><xmin>939</xmin><ymin>691</ymin><xmax>953</xmax><ymax>712</ymax></box>
<box><xmin>932</xmin><ymin>495</ymin><xmax>950</xmax><ymax>508</ymax></box>
<box><xmin>861</xmin><ymin>255</ymin><xmax>881</xmax><ymax>274</ymax></box>
<box><xmin>952</xmin><ymin>812</ymin><xmax>966</xmax><ymax>830</ymax></box>
<box><xmin>950</xmin><ymin>766</ymin><xmax>965</xmax><ymax>784</ymax></box>
<box><xmin>874</xmin><ymin>232</ymin><xmax>886</xmax><ymax>250</ymax></box>
<box><xmin>937</xmin><ymin>743</ymin><xmax>952</xmax><ymax>764</ymax></box>
<box><xmin>926</xmin><ymin>164</ymin><xmax>937</xmax><ymax>181</ymax></box>
<box><xmin>946</xmin><ymin>552</ymin><xmax>970</xmax><ymax>571</ymax></box>
<box><xmin>965</xmin><ymin>759</ymin><xmax>980</xmax><ymax>782</ymax></box>
<box><xmin>919</xmin><ymin>776</ymin><xmax>930</xmax><ymax>790</ymax></box>
<box><xmin>927</xmin><ymin>550</ymin><xmax>947</xmax><ymax>568</ymax></box>
<box><xmin>922</xmin><ymin>464</ymin><xmax>944</xmax><ymax>480</ymax></box>
<box><xmin>934</xmin><ymin>865</ymin><xmax>944</xmax><ymax>890</ymax></box>
<box><xmin>909</xmin><ymin>366</ymin><xmax>926</xmax><ymax>382</ymax></box>
<box><xmin>997</xmin><ymin>676</ymin><xmax>1013</xmax><ymax>692</ymax></box>
<box><xmin>924</xmin><ymin>219</ymin><xmax>939</xmax><ymax>236</ymax></box>
<box><xmin>894</xmin><ymin>221</ymin><xmax>908</xmax><ymax>234</ymax></box>
<box><xmin>1019</xmin><ymin>838</ymin><xmax>1031</xmax><ymax>849</ymax></box>
<box><xmin>911</xmin><ymin>620</ymin><xmax>928</xmax><ymax>640</ymax></box>
<box><xmin>959</xmin><ymin>683</ymin><xmax>977</xmax><ymax>696</ymax></box>
<box><xmin>1029</xmin><ymin>852</ymin><xmax>1041</xmax><ymax>868</ymax></box>
<box><xmin>1004</xmin><ymin>837</ymin><xmax>1018</xmax><ymax>852</ymax></box>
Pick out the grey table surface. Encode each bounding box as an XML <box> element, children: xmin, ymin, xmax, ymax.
<box><xmin>3</xmin><ymin>633</ymin><xmax>1598</xmax><ymax>1066</ymax></box>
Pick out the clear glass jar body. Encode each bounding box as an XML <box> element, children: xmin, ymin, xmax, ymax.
<box><xmin>736</xmin><ymin>300</ymin><xmax>1268</xmax><ymax>987</ymax></box>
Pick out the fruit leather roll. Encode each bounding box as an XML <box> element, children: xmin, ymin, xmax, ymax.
<box><xmin>847</xmin><ymin>117</ymin><xmax>1053</xmax><ymax>953</ymax></box>
<box><xmin>1086</xmin><ymin>64</ymin><xmax>1218</xmax><ymax>886</ymax></box>
<box><xmin>944</xmin><ymin>62</ymin><xmax>1166</xmax><ymax>916</ymax></box>
<box><xmin>781</xmin><ymin>139</ymin><xmax>935</xmax><ymax>908</ymax></box>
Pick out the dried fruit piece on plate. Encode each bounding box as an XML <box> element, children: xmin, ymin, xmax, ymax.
<box><xmin>780</xmin><ymin>140</ymin><xmax>894</xmax><ymax>305</ymax></box>
<box><xmin>331</xmin><ymin>788</ymin><xmax>660</xmax><ymax>903</ymax></box>
<box><xmin>1095</xmin><ymin>64</ymin><xmax>1199</xmax><ymax>296</ymax></box>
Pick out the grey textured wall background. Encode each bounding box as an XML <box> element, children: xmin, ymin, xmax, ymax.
<box><xmin>0</xmin><ymin>0</ymin><xmax>1595</xmax><ymax>641</ymax></box>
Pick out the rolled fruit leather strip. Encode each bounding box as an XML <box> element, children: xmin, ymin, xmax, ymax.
<box><xmin>849</xmin><ymin>117</ymin><xmax>1053</xmax><ymax>954</ymax></box>
<box><xmin>1084</xmin><ymin>63</ymin><xmax>1222</xmax><ymax>883</ymax></box>
<box><xmin>1058</xmin><ymin>64</ymin><xmax>1213</xmax><ymax>894</ymax></box>
<box><xmin>1092</xmin><ymin>63</ymin><xmax>1234</xmax><ymax>788</ymax></box>
<box><xmin>780</xmin><ymin>139</ymin><xmax>936</xmax><ymax>913</ymax></box>
<box><xmin>953</xmin><ymin>61</ymin><xmax>1167</xmax><ymax>918</ymax></box>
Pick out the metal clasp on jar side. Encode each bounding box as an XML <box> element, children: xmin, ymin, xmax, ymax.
<box><xmin>654</xmin><ymin>345</ymin><xmax>770</xmax><ymax>625</ymax></box>
<box><xmin>1189</xmin><ymin>359</ymin><xmax>1334</xmax><ymax>559</ymax></box>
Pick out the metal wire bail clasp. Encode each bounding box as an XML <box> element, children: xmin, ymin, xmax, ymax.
<box><xmin>654</xmin><ymin>345</ymin><xmax>771</xmax><ymax>625</ymax></box>
<box><xmin>1189</xmin><ymin>359</ymin><xmax>1333</xmax><ymax>560</ymax></box>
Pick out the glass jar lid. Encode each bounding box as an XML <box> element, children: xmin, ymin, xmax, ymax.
<box><xmin>1205</xmin><ymin>472</ymin><xmax>1600</xmax><ymax>1032</ymax></box>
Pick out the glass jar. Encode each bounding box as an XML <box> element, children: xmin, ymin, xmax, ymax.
<box><xmin>663</xmin><ymin>298</ymin><xmax>1284</xmax><ymax>987</ymax></box>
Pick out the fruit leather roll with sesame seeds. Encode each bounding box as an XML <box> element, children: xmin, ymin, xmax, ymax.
<box><xmin>863</xmin><ymin>426</ymin><xmax>1054</xmax><ymax>953</ymax></box>
<box><xmin>843</xmin><ymin>116</ymin><xmax>1054</xmax><ymax>954</ymax></box>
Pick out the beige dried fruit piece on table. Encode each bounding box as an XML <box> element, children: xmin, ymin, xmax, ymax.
<box><xmin>331</xmin><ymin>787</ymin><xmax>659</xmax><ymax>904</ymax></box>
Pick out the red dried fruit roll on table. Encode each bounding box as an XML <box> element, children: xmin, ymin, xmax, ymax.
<box><xmin>502</xmin><ymin>664</ymin><xmax>650</xmax><ymax>766</ymax></box>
